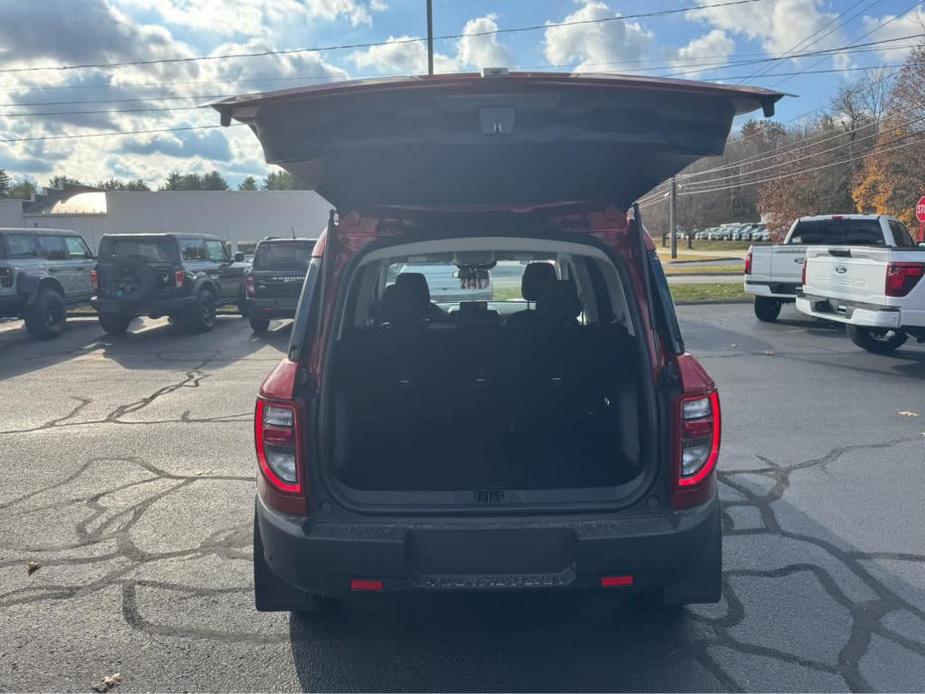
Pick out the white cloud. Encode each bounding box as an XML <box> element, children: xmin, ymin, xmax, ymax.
<box><xmin>543</xmin><ymin>1</ymin><xmax>654</xmax><ymax>72</ymax></box>
<box><xmin>457</xmin><ymin>14</ymin><xmax>514</xmax><ymax>69</ymax></box>
<box><xmin>692</xmin><ymin>0</ymin><xmax>841</xmax><ymax>58</ymax></box>
<box><xmin>115</xmin><ymin>0</ymin><xmax>386</xmax><ymax>34</ymax></box>
<box><xmin>861</xmin><ymin>9</ymin><xmax>925</xmax><ymax>60</ymax></box>
<box><xmin>350</xmin><ymin>13</ymin><xmax>513</xmax><ymax>75</ymax></box>
<box><xmin>671</xmin><ymin>30</ymin><xmax>735</xmax><ymax>78</ymax></box>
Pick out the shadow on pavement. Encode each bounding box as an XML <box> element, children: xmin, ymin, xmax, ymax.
<box><xmin>289</xmin><ymin>591</ymin><xmax>718</xmax><ymax>692</ymax></box>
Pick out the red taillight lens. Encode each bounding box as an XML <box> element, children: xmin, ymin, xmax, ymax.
<box><xmin>0</xmin><ymin>266</ymin><xmax>14</xmax><ymax>288</ymax></box>
<box><xmin>801</xmin><ymin>258</ymin><xmax>807</xmax><ymax>286</ymax></box>
<box><xmin>672</xmin><ymin>390</ymin><xmax>721</xmax><ymax>510</ymax></box>
<box><xmin>255</xmin><ymin>398</ymin><xmax>303</xmax><ymax>496</ymax></box>
<box><xmin>885</xmin><ymin>262</ymin><xmax>924</xmax><ymax>297</ymax></box>
<box><xmin>744</xmin><ymin>250</ymin><xmax>752</xmax><ymax>275</ymax></box>
<box><xmin>89</xmin><ymin>270</ymin><xmax>98</xmax><ymax>291</ymax></box>
<box><xmin>174</xmin><ymin>270</ymin><xmax>185</xmax><ymax>288</ymax></box>
<box><xmin>245</xmin><ymin>274</ymin><xmax>256</xmax><ymax>298</ymax></box>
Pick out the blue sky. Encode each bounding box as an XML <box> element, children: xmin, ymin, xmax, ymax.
<box><xmin>0</xmin><ymin>0</ymin><xmax>922</xmax><ymax>189</ymax></box>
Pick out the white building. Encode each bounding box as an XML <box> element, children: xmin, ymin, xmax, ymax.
<box><xmin>0</xmin><ymin>189</ymin><xmax>331</xmax><ymax>251</ymax></box>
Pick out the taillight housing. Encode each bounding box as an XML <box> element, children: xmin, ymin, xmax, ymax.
<box><xmin>801</xmin><ymin>258</ymin><xmax>807</xmax><ymax>287</ymax></box>
<box><xmin>885</xmin><ymin>262</ymin><xmax>924</xmax><ymax>297</ymax></box>
<box><xmin>255</xmin><ymin>397</ymin><xmax>307</xmax><ymax>514</ymax></box>
<box><xmin>245</xmin><ymin>274</ymin><xmax>256</xmax><ymax>297</ymax></box>
<box><xmin>174</xmin><ymin>270</ymin><xmax>185</xmax><ymax>288</ymax></box>
<box><xmin>673</xmin><ymin>390</ymin><xmax>721</xmax><ymax>510</ymax></box>
<box><xmin>89</xmin><ymin>270</ymin><xmax>98</xmax><ymax>291</ymax></box>
<box><xmin>0</xmin><ymin>266</ymin><xmax>14</xmax><ymax>288</ymax></box>
<box><xmin>744</xmin><ymin>250</ymin><xmax>752</xmax><ymax>275</ymax></box>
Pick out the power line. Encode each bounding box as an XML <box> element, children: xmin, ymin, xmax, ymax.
<box><xmin>0</xmin><ymin>123</ymin><xmax>245</xmax><ymax>144</ymax></box>
<box><xmin>0</xmin><ymin>0</ymin><xmax>771</xmax><ymax>75</ymax></box>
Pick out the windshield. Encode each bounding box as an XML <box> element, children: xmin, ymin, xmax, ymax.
<box><xmin>253</xmin><ymin>240</ymin><xmax>314</xmax><ymax>270</ymax></box>
<box><xmin>98</xmin><ymin>236</ymin><xmax>176</xmax><ymax>262</ymax></box>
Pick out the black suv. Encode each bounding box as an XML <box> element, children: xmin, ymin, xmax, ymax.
<box><xmin>91</xmin><ymin>233</ymin><xmax>247</xmax><ymax>334</ymax></box>
<box><xmin>243</xmin><ymin>237</ymin><xmax>316</xmax><ymax>333</ymax></box>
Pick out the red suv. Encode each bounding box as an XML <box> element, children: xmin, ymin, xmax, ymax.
<box><xmin>213</xmin><ymin>73</ymin><xmax>782</xmax><ymax>611</ymax></box>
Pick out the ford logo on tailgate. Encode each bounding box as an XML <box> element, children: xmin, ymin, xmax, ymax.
<box><xmin>835</xmin><ymin>265</ymin><xmax>848</xmax><ymax>274</ymax></box>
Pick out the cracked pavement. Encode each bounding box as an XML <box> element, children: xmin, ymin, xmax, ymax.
<box><xmin>1</xmin><ymin>305</ymin><xmax>924</xmax><ymax>692</ymax></box>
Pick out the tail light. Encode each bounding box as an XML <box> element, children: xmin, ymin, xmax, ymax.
<box><xmin>254</xmin><ymin>359</ymin><xmax>306</xmax><ymax>515</ymax></box>
<box><xmin>174</xmin><ymin>270</ymin><xmax>185</xmax><ymax>288</ymax></box>
<box><xmin>245</xmin><ymin>274</ymin><xmax>256</xmax><ymax>297</ymax></box>
<box><xmin>801</xmin><ymin>258</ymin><xmax>807</xmax><ymax>286</ymax></box>
<box><xmin>0</xmin><ymin>266</ymin><xmax>14</xmax><ymax>288</ymax></box>
<box><xmin>672</xmin><ymin>355</ymin><xmax>721</xmax><ymax>510</ymax></box>
<box><xmin>89</xmin><ymin>270</ymin><xmax>98</xmax><ymax>291</ymax></box>
<box><xmin>744</xmin><ymin>250</ymin><xmax>752</xmax><ymax>275</ymax></box>
<box><xmin>885</xmin><ymin>262</ymin><xmax>924</xmax><ymax>297</ymax></box>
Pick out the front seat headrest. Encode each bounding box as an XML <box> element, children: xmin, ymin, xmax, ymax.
<box><xmin>395</xmin><ymin>273</ymin><xmax>431</xmax><ymax>303</ymax></box>
<box><xmin>379</xmin><ymin>273</ymin><xmax>431</xmax><ymax>325</ymax></box>
<box><xmin>537</xmin><ymin>280</ymin><xmax>582</xmax><ymax>322</ymax></box>
<box><xmin>520</xmin><ymin>262</ymin><xmax>557</xmax><ymax>301</ymax></box>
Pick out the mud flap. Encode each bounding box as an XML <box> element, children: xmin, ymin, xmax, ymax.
<box><xmin>662</xmin><ymin>506</ymin><xmax>722</xmax><ymax>606</ymax></box>
<box><xmin>253</xmin><ymin>516</ymin><xmax>318</xmax><ymax>613</ymax></box>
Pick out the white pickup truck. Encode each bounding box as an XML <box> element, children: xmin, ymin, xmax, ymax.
<box><xmin>745</xmin><ymin>214</ymin><xmax>912</xmax><ymax>322</ymax></box>
<box><xmin>796</xmin><ymin>231</ymin><xmax>925</xmax><ymax>354</ymax></box>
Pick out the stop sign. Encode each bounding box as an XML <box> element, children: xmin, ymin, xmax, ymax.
<box><xmin>917</xmin><ymin>196</ymin><xmax>925</xmax><ymax>223</ymax></box>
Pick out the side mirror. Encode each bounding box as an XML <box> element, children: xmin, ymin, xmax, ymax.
<box><xmin>234</xmin><ymin>252</ymin><xmax>245</xmax><ymax>262</ymax></box>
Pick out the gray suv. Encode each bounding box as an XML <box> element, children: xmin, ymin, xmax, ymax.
<box><xmin>0</xmin><ymin>228</ymin><xmax>95</xmax><ymax>339</ymax></box>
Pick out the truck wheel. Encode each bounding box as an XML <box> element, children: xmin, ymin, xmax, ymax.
<box><xmin>184</xmin><ymin>289</ymin><xmax>216</xmax><ymax>332</ymax></box>
<box><xmin>98</xmin><ymin>313</ymin><xmax>132</xmax><ymax>335</ymax></box>
<box><xmin>847</xmin><ymin>325</ymin><xmax>908</xmax><ymax>354</ymax></box>
<box><xmin>249</xmin><ymin>316</ymin><xmax>270</xmax><ymax>334</ymax></box>
<box><xmin>754</xmin><ymin>296</ymin><xmax>782</xmax><ymax>322</ymax></box>
<box><xmin>24</xmin><ymin>288</ymin><xmax>66</xmax><ymax>339</ymax></box>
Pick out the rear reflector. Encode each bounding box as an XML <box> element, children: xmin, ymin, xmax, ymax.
<box><xmin>351</xmin><ymin>579</ymin><xmax>384</xmax><ymax>592</ymax></box>
<box><xmin>601</xmin><ymin>575</ymin><xmax>634</xmax><ymax>588</ymax></box>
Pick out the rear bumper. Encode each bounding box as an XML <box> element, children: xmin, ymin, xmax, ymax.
<box><xmin>92</xmin><ymin>295</ymin><xmax>196</xmax><ymax>317</ymax></box>
<box><xmin>795</xmin><ymin>295</ymin><xmax>925</xmax><ymax>328</ymax></box>
<box><xmin>246</xmin><ymin>297</ymin><xmax>299</xmax><ymax>318</ymax></box>
<box><xmin>744</xmin><ymin>279</ymin><xmax>800</xmax><ymax>300</ymax></box>
<box><xmin>255</xmin><ymin>493</ymin><xmax>721</xmax><ymax>597</ymax></box>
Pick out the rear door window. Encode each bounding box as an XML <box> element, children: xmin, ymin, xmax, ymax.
<box><xmin>64</xmin><ymin>236</ymin><xmax>92</xmax><ymax>259</ymax></box>
<box><xmin>179</xmin><ymin>237</ymin><xmax>206</xmax><ymax>261</ymax></box>
<box><xmin>38</xmin><ymin>235</ymin><xmax>69</xmax><ymax>261</ymax></box>
<box><xmin>205</xmin><ymin>240</ymin><xmax>227</xmax><ymax>262</ymax></box>
<box><xmin>4</xmin><ymin>234</ymin><xmax>39</xmax><ymax>259</ymax></box>
<box><xmin>254</xmin><ymin>241</ymin><xmax>315</xmax><ymax>271</ymax></box>
<box><xmin>889</xmin><ymin>221</ymin><xmax>917</xmax><ymax>248</ymax></box>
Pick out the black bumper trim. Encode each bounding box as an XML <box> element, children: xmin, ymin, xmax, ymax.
<box><xmin>92</xmin><ymin>296</ymin><xmax>196</xmax><ymax>316</ymax></box>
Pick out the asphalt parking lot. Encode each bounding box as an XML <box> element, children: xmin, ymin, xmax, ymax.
<box><xmin>1</xmin><ymin>304</ymin><xmax>924</xmax><ymax>692</ymax></box>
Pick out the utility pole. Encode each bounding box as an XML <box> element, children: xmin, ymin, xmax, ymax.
<box><xmin>669</xmin><ymin>175</ymin><xmax>678</xmax><ymax>260</ymax></box>
<box><xmin>426</xmin><ymin>0</ymin><xmax>434</xmax><ymax>76</ymax></box>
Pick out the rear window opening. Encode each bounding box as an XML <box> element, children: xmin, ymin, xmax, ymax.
<box><xmin>321</xmin><ymin>236</ymin><xmax>656</xmax><ymax>510</ymax></box>
<box><xmin>254</xmin><ymin>240</ymin><xmax>315</xmax><ymax>271</ymax></box>
<box><xmin>99</xmin><ymin>236</ymin><xmax>177</xmax><ymax>263</ymax></box>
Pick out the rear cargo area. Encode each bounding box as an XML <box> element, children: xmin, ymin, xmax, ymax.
<box><xmin>326</xmin><ymin>239</ymin><xmax>650</xmax><ymax>497</ymax></box>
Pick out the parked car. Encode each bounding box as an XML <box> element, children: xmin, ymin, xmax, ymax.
<box><xmin>213</xmin><ymin>72</ymin><xmax>783</xmax><ymax>613</ymax></box>
<box><xmin>796</xmin><ymin>218</ymin><xmax>923</xmax><ymax>353</ymax></box>
<box><xmin>91</xmin><ymin>233</ymin><xmax>247</xmax><ymax>334</ymax></box>
<box><xmin>0</xmin><ymin>227</ymin><xmax>94</xmax><ymax>338</ymax></box>
<box><xmin>745</xmin><ymin>214</ymin><xmax>909</xmax><ymax>322</ymax></box>
<box><xmin>244</xmin><ymin>237</ymin><xmax>317</xmax><ymax>333</ymax></box>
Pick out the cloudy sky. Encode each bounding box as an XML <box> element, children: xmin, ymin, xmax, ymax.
<box><xmin>0</xmin><ymin>0</ymin><xmax>921</xmax><ymax>190</ymax></box>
